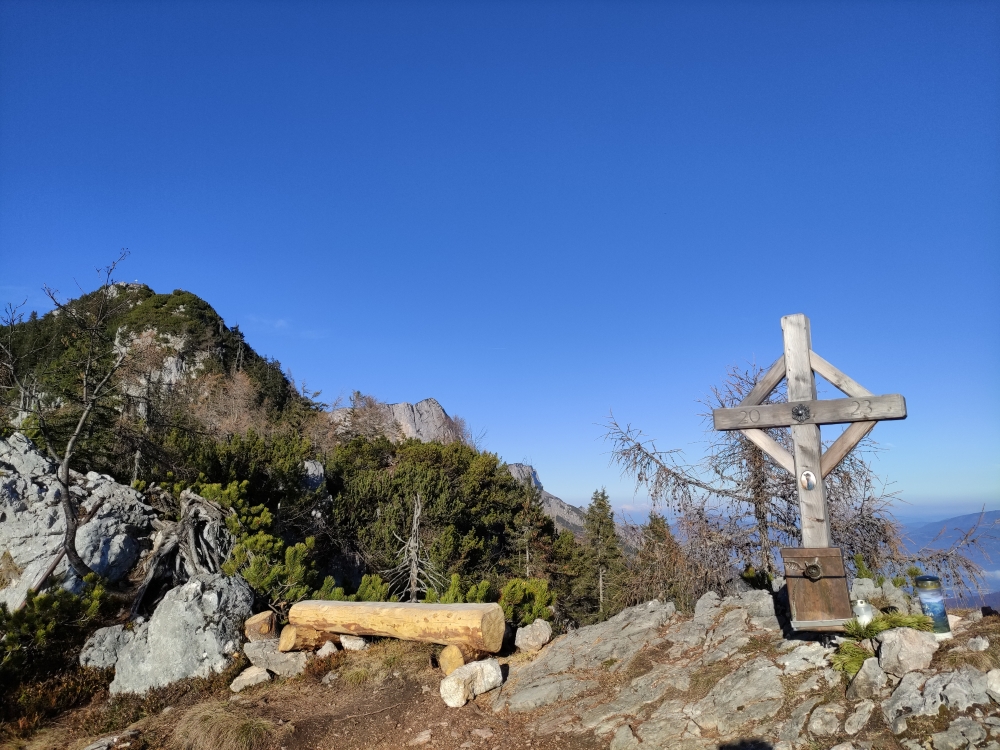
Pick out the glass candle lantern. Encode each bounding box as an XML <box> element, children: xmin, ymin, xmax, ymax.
<box><xmin>914</xmin><ymin>575</ymin><xmax>952</xmax><ymax>640</ymax></box>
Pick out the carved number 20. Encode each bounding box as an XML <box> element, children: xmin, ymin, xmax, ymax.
<box><xmin>852</xmin><ymin>400</ymin><xmax>873</xmax><ymax>417</ymax></box>
<box><xmin>739</xmin><ymin>409</ymin><xmax>761</xmax><ymax>424</ymax></box>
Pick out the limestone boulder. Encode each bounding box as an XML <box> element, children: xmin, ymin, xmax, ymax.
<box><xmin>876</xmin><ymin>627</ymin><xmax>939</xmax><ymax>676</ymax></box>
<box><xmin>0</xmin><ymin>433</ymin><xmax>154</xmax><ymax>609</ymax></box>
<box><xmin>440</xmin><ymin>658</ymin><xmax>503</xmax><ymax>708</ymax></box>
<box><xmin>108</xmin><ymin>573</ymin><xmax>253</xmax><ymax>694</ymax></box>
<box><xmin>515</xmin><ymin>618</ymin><xmax>553</xmax><ymax>652</ymax></box>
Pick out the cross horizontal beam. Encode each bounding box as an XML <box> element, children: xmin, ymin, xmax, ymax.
<box><xmin>713</xmin><ymin>394</ymin><xmax>906</xmax><ymax>431</ymax></box>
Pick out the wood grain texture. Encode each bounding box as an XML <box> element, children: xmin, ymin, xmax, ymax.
<box><xmin>809</xmin><ymin>351</ymin><xmax>874</xmax><ymax>398</ymax></box>
<box><xmin>278</xmin><ymin>624</ymin><xmax>339</xmax><ymax>652</ymax></box>
<box><xmin>713</xmin><ymin>394</ymin><xmax>905</xmax><ymax>430</ymax></box>
<box><xmin>288</xmin><ymin>601</ymin><xmax>506</xmax><ymax>653</ymax></box>
<box><xmin>780</xmin><ymin>547</ymin><xmax>853</xmax><ymax>629</ymax></box>
<box><xmin>782</xmin><ymin>314</ymin><xmax>817</xmax><ymax>402</ymax></box>
<box><xmin>782</xmin><ymin>314</ymin><xmax>831</xmax><ymax>548</ymax></box>
<box><xmin>244</xmin><ymin>611</ymin><xmax>278</xmax><ymax>642</ymax></box>
<box><xmin>820</xmin><ymin>420</ymin><xmax>877</xmax><ymax>478</ymax></box>
<box><xmin>739</xmin><ymin>355</ymin><xmax>786</xmax><ymax>407</ymax></box>
<box><xmin>739</xmin><ymin>428</ymin><xmax>795</xmax><ymax>474</ymax></box>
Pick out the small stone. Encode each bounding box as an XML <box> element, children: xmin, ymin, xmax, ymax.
<box><xmin>844</xmin><ymin>700</ymin><xmax>874</xmax><ymax>735</ymax></box>
<box><xmin>829</xmin><ymin>744</ymin><xmax>856</xmax><ymax>750</ymax></box>
<box><xmin>340</xmin><ymin>635</ymin><xmax>369</xmax><ymax>651</ymax></box>
<box><xmin>876</xmin><ymin>627</ymin><xmax>939</xmax><ymax>677</ymax></box>
<box><xmin>230</xmin><ymin>666</ymin><xmax>271</xmax><ymax>693</ymax></box>
<box><xmin>968</xmin><ymin>609</ymin><xmax>985</xmax><ymax>622</ymax></box>
<box><xmin>316</xmin><ymin>640</ymin><xmax>338</xmax><ymax>658</ymax></box>
<box><xmin>847</xmin><ymin>657</ymin><xmax>887</xmax><ymax>700</ymax></box>
<box><xmin>440</xmin><ymin>659</ymin><xmax>503</xmax><ymax>708</ymax></box>
<box><xmin>471</xmin><ymin>729</ymin><xmax>494</xmax><ymax>738</ymax></box>
<box><xmin>948</xmin><ymin>614</ymin><xmax>963</xmax><ymax>629</ymax></box>
<box><xmin>244</xmin><ymin>640</ymin><xmax>308</xmax><ymax>677</ymax></box>
<box><xmin>970</xmin><ymin>636</ymin><xmax>991</xmax><ymax>652</ymax></box>
<box><xmin>515</xmin><ymin>618</ymin><xmax>553</xmax><ymax>652</ymax></box>
<box><xmin>407</xmin><ymin>729</ymin><xmax>432</xmax><ymax>746</ymax></box>
<box><xmin>892</xmin><ymin>715</ymin><xmax>908</xmax><ymax>735</ymax></box>
<box><xmin>807</xmin><ymin>703</ymin><xmax>845</xmax><ymax>736</ymax></box>
<box><xmin>988</xmin><ymin>669</ymin><xmax>1000</xmax><ymax>702</ymax></box>
<box><xmin>321</xmin><ymin>671</ymin><xmax>339</xmax><ymax>685</ymax></box>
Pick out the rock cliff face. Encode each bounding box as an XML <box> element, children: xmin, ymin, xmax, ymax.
<box><xmin>330</xmin><ymin>397</ymin><xmax>462</xmax><ymax>444</ymax></box>
<box><xmin>507</xmin><ymin>463</ymin><xmax>586</xmax><ymax>536</ymax></box>
<box><xmin>387</xmin><ymin>399</ymin><xmax>458</xmax><ymax>442</ymax></box>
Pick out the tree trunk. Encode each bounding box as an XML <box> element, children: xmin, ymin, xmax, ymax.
<box><xmin>59</xmin><ymin>463</ymin><xmax>94</xmax><ymax>579</ymax></box>
<box><xmin>278</xmin><ymin>624</ymin><xmax>339</xmax><ymax>652</ymax></box>
<box><xmin>289</xmin><ymin>600</ymin><xmax>505</xmax><ymax>653</ymax></box>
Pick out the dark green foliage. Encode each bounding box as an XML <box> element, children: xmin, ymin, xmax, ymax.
<box><xmin>0</xmin><ymin>576</ymin><xmax>107</xmax><ymax>691</ymax></box>
<box><xmin>325</xmin><ymin>438</ymin><xmax>549</xmax><ymax>589</ymax></box>
<box><xmin>193</xmin><ymin>480</ymin><xmax>325</xmax><ymax>612</ymax></box>
<box><xmin>842</xmin><ymin>611</ymin><xmax>933</xmax><ymax>640</ymax></box>
<box><xmin>499</xmin><ymin>578</ymin><xmax>554</xmax><ymax>625</ymax></box>
<box><xmin>831</xmin><ymin>641</ymin><xmax>872</xmax><ymax>676</ymax></box>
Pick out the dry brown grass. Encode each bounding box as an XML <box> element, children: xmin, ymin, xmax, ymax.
<box><xmin>934</xmin><ymin>613</ymin><xmax>1000</xmax><ymax>672</ymax></box>
<box><xmin>170</xmin><ymin>703</ymin><xmax>292</xmax><ymax>750</ymax></box>
<box><xmin>687</xmin><ymin>661</ymin><xmax>733</xmax><ymax>701</ymax></box>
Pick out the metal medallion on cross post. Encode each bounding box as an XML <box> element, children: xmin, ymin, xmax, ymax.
<box><xmin>712</xmin><ymin>313</ymin><xmax>907</xmax><ymax>631</ymax></box>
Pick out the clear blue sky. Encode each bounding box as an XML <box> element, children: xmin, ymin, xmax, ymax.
<box><xmin>2</xmin><ymin>1</ymin><xmax>997</xmax><ymax>521</ymax></box>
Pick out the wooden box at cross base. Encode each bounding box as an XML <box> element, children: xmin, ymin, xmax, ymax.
<box><xmin>780</xmin><ymin>547</ymin><xmax>853</xmax><ymax>632</ymax></box>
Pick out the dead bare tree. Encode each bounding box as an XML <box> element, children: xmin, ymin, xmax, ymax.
<box><xmin>0</xmin><ymin>251</ymin><xmax>134</xmax><ymax>581</ymax></box>
<box><xmin>130</xmin><ymin>489</ymin><xmax>234</xmax><ymax>616</ymax></box>
<box><xmin>604</xmin><ymin>362</ymin><xmax>914</xmax><ymax>598</ymax></box>
<box><xmin>383</xmin><ymin>493</ymin><xmax>444</xmax><ymax>602</ymax></box>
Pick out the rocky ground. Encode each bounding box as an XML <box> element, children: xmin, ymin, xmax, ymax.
<box><xmin>8</xmin><ymin>591</ymin><xmax>999</xmax><ymax>750</ymax></box>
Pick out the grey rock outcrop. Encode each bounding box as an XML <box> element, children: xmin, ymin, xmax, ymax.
<box><xmin>850</xmin><ymin>577</ymin><xmax>878</xmax><ymax>601</ymax></box>
<box><xmin>0</xmin><ymin>433</ymin><xmax>155</xmax><ymax>609</ymax></box>
<box><xmin>80</xmin><ymin>624</ymin><xmax>135</xmax><ymax>669</ymax></box>
<box><xmin>515</xmin><ymin>618</ymin><xmax>553</xmax><ymax>652</ymax></box>
<box><xmin>931</xmin><ymin>716</ymin><xmax>988</xmax><ymax>750</ymax></box>
<box><xmin>882</xmin><ymin>666</ymin><xmax>991</xmax><ymax>725</ymax></box>
<box><xmin>688</xmin><ymin>657</ymin><xmax>784</xmax><ymax>735</ymax></box>
<box><xmin>846</xmin><ymin>657</ymin><xmax>887</xmax><ymax>699</ymax></box>
<box><xmin>331</xmin><ymin>398</ymin><xmax>461</xmax><ymax>444</ymax></box>
<box><xmin>440</xmin><ymin>658</ymin><xmax>503</xmax><ymax>708</ymax></box>
<box><xmin>876</xmin><ymin>627</ymin><xmax>939</xmax><ymax>676</ymax></box>
<box><xmin>244</xmin><ymin>640</ymin><xmax>309</xmax><ymax>677</ymax></box>
<box><xmin>102</xmin><ymin>574</ymin><xmax>253</xmax><ymax>694</ymax></box>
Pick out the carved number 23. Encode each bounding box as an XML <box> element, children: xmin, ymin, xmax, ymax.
<box><xmin>851</xmin><ymin>400</ymin><xmax>872</xmax><ymax>417</ymax></box>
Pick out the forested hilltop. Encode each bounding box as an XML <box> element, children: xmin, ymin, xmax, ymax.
<box><xmin>0</xmin><ymin>280</ymin><xmax>653</xmax><ymax>629</ymax></box>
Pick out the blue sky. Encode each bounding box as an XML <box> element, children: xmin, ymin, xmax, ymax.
<box><xmin>2</xmin><ymin>1</ymin><xmax>998</xmax><ymax>521</ymax></box>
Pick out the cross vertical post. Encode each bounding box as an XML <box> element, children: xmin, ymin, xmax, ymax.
<box><xmin>781</xmin><ymin>313</ymin><xmax>832</xmax><ymax>548</ymax></box>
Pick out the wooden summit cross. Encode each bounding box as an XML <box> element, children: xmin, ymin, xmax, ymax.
<box><xmin>712</xmin><ymin>313</ymin><xmax>907</xmax><ymax>631</ymax></box>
